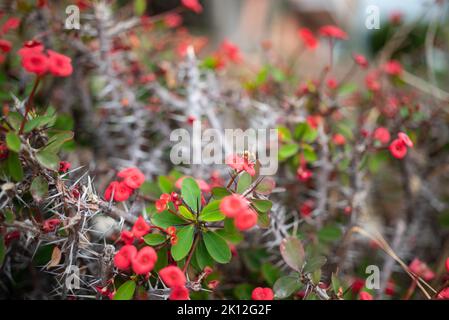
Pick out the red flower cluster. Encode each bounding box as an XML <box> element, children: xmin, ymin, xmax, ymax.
<box><xmin>409</xmin><ymin>258</ymin><xmax>435</xmax><ymax>281</ymax></box>
<box><xmin>104</xmin><ymin>167</ymin><xmax>145</xmax><ymax>202</ymax></box>
<box><xmin>220</xmin><ymin>194</ymin><xmax>258</xmax><ymax>231</ymax></box>
<box><xmin>159</xmin><ymin>266</ymin><xmax>189</xmax><ymax>300</ymax></box>
<box><xmin>251</xmin><ymin>287</ymin><xmax>274</xmax><ymax>300</ymax></box>
<box><xmin>437</xmin><ymin>287</ymin><xmax>449</xmax><ymax>300</ymax></box>
<box><xmin>359</xmin><ymin>291</ymin><xmax>373</xmax><ymax>300</ymax></box>
<box><xmin>0</xmin><ymin>17</ymin><xmax>20</xmax><ymax>63</ymax></box>
<box><xmin>446</xmin><ymin>257</ymin><xmax>449</xmax><ymax>273</ymax></box>
<box><xmin>164</xmin><ymin>13</ymin><xmax>183</xmax><ymax>28</ymax></box>
<box><xmin>114</xmin><ymin>244</ymin><xmax>157</xmax><ymax>275</ymax></box>
<box><xmin>373</xmin><ymin>127</ymin><xmax>390</xmax><ymax>145</ymax></box>
<box><xmin>18</xmin><ymin>41</ymin><xmax>73</xmax><ymax>77</ymax></box>
<box><xmin>42</xmin><ymin>218</ymin><xmax>61</xmax><ymax>233</ymax></box>
<box><xmin>383</xmin><ymin>60</ymin><xmax>403</xmax><ymax>76</ymax></box>
<box><xmin>332</xmin><ymin>133</ymin><xmax>346</xmax><ymax>145</ymax></box>
<box><xmin>181</xmin><ymin>0</ymin><xmax>203</xmax><ymax>14</ymax></box>
<box><xmin>353</xmin><ymin>53</ymin><xmax>368</xmax><ymax>68</ymax></box>
<box><xmin>389</xmin><ymin>132</ymin><xmax>413</xmax><ymax>159</ymax></box>
<box><xmin>58</xmin><ymin>161</ymin><xmax>71</xmax><ymax>173</ymax></box>
<box><xmin>299</xmin><ymin>199</ymin><xmax>315</xmax><ymax>218</ymax></box>
<box><xmin>296</xmin><ymin>166</ymin><xmax>312</xmax><ymax>182</ymax></box>
<box><xmin>225</xmin><ymin>153</ymin><xmax>256</xmax><ymax>176</ymax></box>
<box><xmin>297</xmin><ymin>28</ymin><xmax>318</xmax><ymax>50</ymax></box>
<box><xmin>318</xmin><ymin>25</ymin><xmax>348</xmax><ymax>40</ymax></box>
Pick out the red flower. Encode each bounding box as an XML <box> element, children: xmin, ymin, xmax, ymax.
<box><xmin>47</xmin><ymin>50</ymin><xmax>73</xmax><ymax>77</ymax></box>
<box><xmin>220</xmin><ymin>194</ymin><xmax>248</xmax><ymax>218</ymax></box>
<box><xmin>365</xmin><ymin>71</ymin><xmax>381</xmax><ymax>91</ymax></box>
<box><xmin>58</xmin><ymin>161</ymin><xmax>71</xmax><ymax>173</ymax></box>
<box><xmin>298</xmin><ymin>28</ymin><xmax>318</xmax><ymax>50</ymax></box>
<box><xmin>251</xmin><ymin>287</ymin><xmax>274</xmax><ymax>300</ymax></box>
<box><xmin>21</xmin><ymin>51</ymin><xmax>48</xmax><ymax>76</ymax></box>
<box><xmin>437</xmin><ymin>287</ymin><xmax>449</xmax><ymax>300</ymax></box>
<box><xmin>306</xmin><ymin>115</ymin><xmax>321</xmax><ymax>129</ymax></box>
<box><xmin>385</xmin><ymin>280</ymin><xmax>395</xmax><ymax>296</ymax></box>
<box><xmin>0</xmin><ymin>39</ymin><xmax>12</xmax><ymax>53</ymax></box>
<box><xmin>1</xmin><ymin>17</ymin><xmax>20</xmax><ymax>34</ymax></box>
<box><xmin>18</xmin><ymin>40</ymin><xmax>44</xmax><ymax>57</ymax></box>
<box><xmin>159</xmin><ymin>266</ymin><xmax>186</xmax><ymax>288</ymax></box>
<box><xmin>409</xmin><ymin>258</ymin><xmax>435</xmax><ymax>281</ymax></box>
<box><xmin>225</xmin><ymin>154</ymin><xmax>255</xmax><ymax>176</ymax></box>
<box><xmin>104</xmin><ymin>181</ymin><xmax>133</xmax><ymax>202</ymax></box>
<box><xmin>114</xmin><ymin>245</ymin><xmax>137</xmax><ymax>270</ymax></box>
<box><xmin>131</xmin><ymin>216</ymin><xmax>150</xmax><ymax>238</ymax></box>
<box><xmin>164</xmin><ymin>13</ymin><xmax>183</xmax><ymax>28</ymax></box>
<box><xmin>318</xmin><ymin>25</ymin><xmax>348</xmax><ymax>40</ymax></box>
<box><xmin>169</xmin><ymin>286</ymin><xmax>190</xmax><ymax>300</ymax></box>
<box><xmin>353</xmin><ymin>53</ymin><xmax>368</xmax><ymax>68</ymax></box>
<box><xmin>296</xmin><ymin>167</ymin><xmax>312</xmax><ymax>182</ymax></box>
<box><xmin>131</xmin><ymin>246</ymin><xmax>157</xmax><ymax>275</ymax></box>
<box><xmin>155</xmin><ymin>193</ymin><xmax>171</xmax><ymax>212</ymax></box>
<box><xmin>118</xmin><ymin>167</ymin><xmax>145</xmax><ymax>189</ymax></box>
<box><xmin>359</xmin><ymin>291</ymin><xmax>373</xmax><ymax>300</ymax></box>
<box><xmin>120</xmin><ymin>230</ymin><xmax>134</xmax><ymax>245</ymax></box>
<box><xmin>0</xmin><ymin>142</ymin><xmax>9</xmax><ymax>159</ymax></box>
<box><xmin>234</xmin><ymin>209</ymin><xmax>258</xmax><ymax>231</ymax></box>
<box><xmin>4</xmin><ymin>230</ymin><xmax>21</xmax><ymax>246</ymax></box>
<box><xmin>332</xmin><ymin>133</ymin><xmax>346</xmax><ymax>145</ymax></box>
<box><xmin>300</xmin><ymin>199</ymin><xmax>315</xmax><ymax>218</ymax></box>
<box><xmin>327</xmin><ymin>77</ymin><xmax>338</xmax><ymax>90</ymax></box>
<box><xmin>181</xmin><ymin>0</ymin><xmax>203</xmax><ymax>14</ymax></box>
<box><xmin>383</xmin><ymin>60</ymin><xmax>402</xmax><ymax>76</ymax></box>
<box><xmin>398</xmin><ymin>132</ymin><xmax>413</xmax><ymax>148</ymax></box>
<box><xmin>351</xmin><ymin>278</ymin><xmax>365</xmax><ymax>294</ymax></box>
<box><xmin>42</xmin><ymin>218</ymin><xmax>61</xmax><ymax>233</ymax></box>
<box><xmin>389</xmin><ymin>139</ymin><xmax>407</xmax><ymax>159</ymax></box>
<box><xmin>373</xmin><ymin>127</ymin><xmax>390</xmax><ymax>144</ymax></box>
<box><xmin>219</xmin><ymin>39</ymin><xmax>242</xmax><ymax>63</ymax></box>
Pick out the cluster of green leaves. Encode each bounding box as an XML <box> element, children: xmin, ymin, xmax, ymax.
<box><xmin>132</xmin><ymin>169</ymin><xmax>275</xmax><ymax>298</ymax></box>
<box><xmin>1</xmin><ymin>108</ymin><xmax>74</xmax><ymax>182</ymax></box>
<box><xmin>278</xmin><ymin>122</ymin><xmax>318</xmax><ymax>167</ymax></box>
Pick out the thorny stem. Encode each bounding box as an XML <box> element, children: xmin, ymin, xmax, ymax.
<box><xmin>403</xmin><ymin>278</ymin><xmax>417</xmax><ymax>300</ymax></box>
<box><xmin>19</xmin><ymin>76</ymin><xmax>41</xmax><ymax>135</ymax></box>
<box><xmin>226</xmin><ymin>170</ymin><xmax>242</xmax><ymax>189</ymax></box>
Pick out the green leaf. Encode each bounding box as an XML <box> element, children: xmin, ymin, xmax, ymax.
<box><xmin>233</xmin><ymin>283</ymin><xmax>253</xmax><ymax>300</ymax></box>
<box><xmin>261</xmin><ymin>262</ymin><xmax>282</xmax><ymax>286</ymax></box>
<box><xmin>211</xmin><ymin>187</ymin><xmax>231</xmax><ymax>199</ymax></box>
<box><xmin>303</xmin><ymin>255</ymin><xmax>327</xmax><ymax>274</ymax></box>
<box><xmin>178</xmin><ymin>206</ymin><xmax>195</xmax><ymax>220</ymax></box>
<box><xmin>30</xmin><ymin>176</ymin><xmax>48</xmax><ymax>202</ymax></box>
<box><xmin>203</xmin><ymin>231</ymin><xmax>231</xmax><ymax>264</ymax></box>
<box><xmin>216</xmin><ymin>218</ymin><xmax>243</xmax><ymax>244</ymax></box>
<box><xmin>279</xmin><ymin>143</ymin><xmax>299</xmax><ymax>161</ymax></box>
<box><xmin>331</xmin><ymin>273</ymin><xmax>342</xmax><ymax>295</ymax></box>
<box><xmin>7</xmin><ymin>152</ymin><xmax>23</xmax><ymax>181</ymax></box>
<box><xmin>36</xmin><ymin>149</ymin><xmax>59</xmax><ymax>170</ymax></box>
<box><xmin>194</xmin><ymin>239</ymin><xmax>215</xmax><ymax>269</ymax></box>
<box><xmin>150</xmin><ymin>210</ymin><xmax>186</xmax><ymax>228</ymax></box>
<box><xmin>302</xmin><ymin>147</ymin><xmax>318</xmax><ymax>163</ymax></box>
<box><xmin>171</xmin><ymin>225</ymin><xmax>195</xmax><ymax>261</ymax></box>
<box><xmin>252</xmin><ymin>199</ymin><xmax>272</xmax><ymax>213</ymax></box>
<box><xmin>6</xmin><ymin>132</ymin><xmax>21</xmax><ymax>152</ymax></box>
<box><xmin>7</xmin><ymin>112</ymin><xmax>23</xmax><ymax>131</ymax></box>
<box><xmin>44</xmin><ymin>131</ymin><xmax>74</xmax><ymax>153</ymax></box>
<box><xmin>113</xmin><ymin>280</ymin><xmax>136</xmax><ymax>300</ymax></box>
<box><xmin>255</xmin><ymin>177</ymin><xmax>276</xmax><ymax>195</ymax></box>
<box><xmin>278</xmin><ymin>126</ymin><xmax>292</xmax><ymax>141</ymax></box>
<box><xmin>199</xmin><ymin>200</ymin><xmax>225</xmax><ymax>222</ymax></box>
<box><xmin>181</xmin><ymin>177</ymin><xmax>201</xmax><ymax>213</ymax></box>
<box><xmin>257</xmin><ymin>211</ymin><xmax>270</xmax><ymax>229</ymax></box>
<box><xmin>158</xmin><ymin>176</ymin><xmax>174</xmax><ymax>194</ymax></box>
<box><xmin>237</xmin><ymin>172</ymin><xmax>252</xmax><ymax>194</ymax></box>
<box><xmin>143</xmin><ymin>233</ymin><xmax>166</xmax><ymax>246</ymax></box>
<box><xmin>273</xmin><ymin>275</ymin><xmax>302</xmax><ymax>299</ymax></box>
<box><xmin>24</xmin><ymin>115</ymin><xmax>55</xmax><ymax>133</ymax></box>
<box><xmin>318</xmin><ymin>225</ymin><xmax>342</xmax><ymax>242</ymax></box>
<box><xmin>134</xmin><ymin>0</ymin><xmax>146</xmax><ymax>16</ymax></box>
<box><xmin>280</xmin><ymin>237</ymin><xmax>305</xmax><ymax>272</ymax></box>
